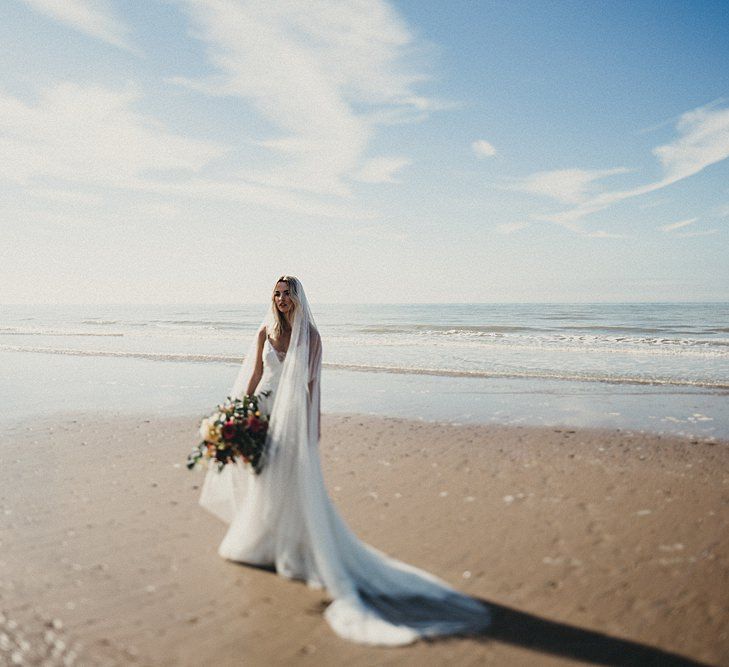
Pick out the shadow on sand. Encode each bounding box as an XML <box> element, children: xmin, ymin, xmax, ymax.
<box><xmin>358</xmin><ymin>592</ymin><xmax>709</xmax><ymax>665</ymax></box>
<box><xmin>468</xmin><ymin>597</ymin><xmax>708</xmax><ymax>666</ymax></box>
<box><xmin>238</xmin><ymin>563</ymin><xmax>708</xmax><ymax>666</ymax></box>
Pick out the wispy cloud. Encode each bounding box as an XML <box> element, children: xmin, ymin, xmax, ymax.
<box><xmin>173</xmin><ymin>0</ymin><xmax>435</xmax><ymax>197</ymax></box>
<box><xmin>513</xmin><ymin>168</ymin><xmax>628</xmax><ymax>205</ymax></box>
<box><xmin>672</xmin><ymin>229</ymin><xmax>719</xmax><ymax>238</ymax></box>
<box><xmin>712</xmin><ymin>203</ymin><xmax>729</xmax><ymax>218</ymax></box>
<box><xmin>1</xmin><ymin>81</ymin><xmax>368</xmax><ymax>219</ymax></box>
<box><xmin>657</xmin><ymin>217</ymin><xmax>719</xmax><ymax>238</ymax></box>
<box><xmin>353</xmin><ymin>156</ymin><xmax>411</xmax><ymax>184</ymax></box>
<box><xmin>0</xmin><ymin>82</ymin><xmax>224</xmax><ymax>186</ymax></box>
<box><xmin>26</xmin><ymin>187</ymin><xmax>105</xmax><ymax>206</ymax></box>
<box><xmin>525</xmin><ymin>102</ymin><xmax>729</xmax><ymax>233</ymax></box>
<box><xmin>19</xmin><ymin>0</ymin><xmax>139</xmax><ymax>53</ymax></box>
<box><xmin>341</xmin><ymin>223</ymin><xmax>409</xmax><ymax>242</ymax></box>
<box><xmin>585</xmin><ymin>230</ymin><xmax>628</xmax><ymax>239</ymax></box>
<box><xmin>653</xmin><ymin>104</ymin><xmax>729</xmax><ymax>184</ymax></box>
<box><xmin>472</xmin><ymin>139</ymin><xmax>496</xmax><ymax>158</ymax></box>
<box><xmin>658</xmin><ymin>217</ymin><xmax>698</xmax><ymax>232</ymax></box>
<box><xmin>495</xmin><ymin>221</ymin><xmax>529</xmax><ymax>234</ymax></box>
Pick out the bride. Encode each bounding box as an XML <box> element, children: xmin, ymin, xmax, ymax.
<box><xmin>199</xmin><ymin>275</ymin><xmax>490</xmax><ymax>646</ymax></box>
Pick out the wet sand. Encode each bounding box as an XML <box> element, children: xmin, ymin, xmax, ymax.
<box><xmin>1</xmin><ymin>412</ymin><xmax>727</xmax><ymax>665</ymax></box>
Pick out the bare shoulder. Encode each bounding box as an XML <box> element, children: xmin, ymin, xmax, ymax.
<box><xmin>309</xmin><ymin>323</ymin><xmax>321</xmax><ymax>343</ymax></box>
<box><xmin>257</xmin><ymin>324</ymin><xmax>267</xmax><ymax>344</ymax></box>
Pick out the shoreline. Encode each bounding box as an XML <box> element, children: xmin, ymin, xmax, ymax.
<box><xmin>4</xmin><ymin>343</ymin><xmax>728</xmax><ymax>390</ymax></box>
<box><xmin>2</xmin><ymin>405</ymin><xmax>726</xmax><ymax>446</ymax></box>
<box><xmin>2</xmin><ymin>412</ymin><xmax>728</xmax><ymax>665</ymax></box>
<box><xmin>3</xmin><ymin>345</ymin><xmax>729</xmax><ymax>442</ymax></box>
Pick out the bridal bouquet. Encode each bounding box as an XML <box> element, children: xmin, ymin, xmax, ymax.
<box><xmin>187</xmin><ymin>393</ymin><xmax>271</xmax><ymax>474</ymax></box>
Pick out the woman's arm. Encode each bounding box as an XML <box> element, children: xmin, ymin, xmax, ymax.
<box><xmin>245</xmin><ymin>326</ymin><xmax>267</xmax><ymax>396</ymax></box>
<box><xmin>308</xmin><ymin>326</ymin><xmax>322</xmax><ymax>440</ymax></box>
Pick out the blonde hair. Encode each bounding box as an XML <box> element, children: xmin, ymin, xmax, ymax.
<box><xmin>270</xmin><ymin>275</ymin><xmax>302</xmax><ymax>338</ymax></box>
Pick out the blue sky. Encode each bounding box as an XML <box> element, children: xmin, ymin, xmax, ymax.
<box><xmin>1</xmin><ymin>0</ymin><xmax>727</xmax><ymax>303</ymax></box>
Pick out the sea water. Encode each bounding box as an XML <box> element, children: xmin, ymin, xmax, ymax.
<box><xmin>1</xmin><ymin>302</ymin><xmax>727</xmax><ymax>439</ymax></box>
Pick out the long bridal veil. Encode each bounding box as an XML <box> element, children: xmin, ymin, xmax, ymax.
<box><xmin>199</xmin><ymin>280</ymin><xmax>490</xmax><ymax>646</ymax></box>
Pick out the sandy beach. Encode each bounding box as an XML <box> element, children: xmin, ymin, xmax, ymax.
<box><xmin>1</xmin><ymin>412</ymin><xmax>727</xmax><ymax>666</ymax></box>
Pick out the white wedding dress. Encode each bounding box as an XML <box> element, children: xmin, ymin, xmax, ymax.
<box><xmin>199</xmin><ymin>299</ymin><xmax>490</xmax><ymax>646</ymax></box>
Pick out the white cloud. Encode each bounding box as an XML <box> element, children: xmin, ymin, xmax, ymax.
<box><xmin>20</xmin><ymin>0</ymin><xmax>138</xmax><ymax>53</ymax></box>
<box><xmin>141</xmin><ymin>178</ymin><xmax>374</xmax><ymax>219</ymax></box>
<box><xmin>530</xmin><ymin>102</ymin><xmax>729</xmax><ymax>233</ymax></box>
<box><xmin>0</xmin><ymin>81</ymin><xmax>371</xmax><ymax>219</ymax></box>
<box><xmin>653</xmin><ymin>105</ymin><xmax>729</xmax><ymax>184</ymax></box>
<box><xmin>658</xmin><ymin>217</ymin><xmax>698</xmax><ymax>232</ymax></box>
<box><xmin>656</xmin><ymin>217</ymin><xmax>720</xmax><ymax>238</ymax></box>
<box><xmin>638</xmin><ymin>197</ymin><xmax>669</xmax><ymax>210</ymax></box>
<box><xmin>674</xmin><ymin>229</ymin><xmax>719</xmax><ymax>238</ymax></box>
<box><xmin>514</xmin><ymin>168</ymin><xmax>628</xmax><ymax>204</ymax></box>
<box><xmin>174</xmin><ymin>0</ymin><xmax>434</xmax><ymax>197</ymax></box>
<box><xmin>353</xmin><ymin>156</ymin><xmax>411</xmax><ymax>183</ymax></box>
<box><xmin>712</xmin><ymin>203</ymin><xmax>729</xmax><ymax>218</ymax></box>
<box><xmin>27</xmin><ymin>187</ymin><xmax>104</xmax><ymax>206</ymax></box>
<box><xmin>495</xmin><ymin>221</ymin><xmax>529</xmax><ymax>234</ymax></box>
<box><xmin>0</xmin><ymin>82</ymin><xmax>225</xmax><ymax>187</ymax></box>
<box><xmin>585</xmin><ymin>230</ymin><xmax>628</xmax><ymax>239</ymax></box>
<box><xmin>472</xmin><ymin>139</ymin><xmax>496</xmax><ymax>158</ymax></box>
<box><xmin>341</xmin><ymin>224</ymin><xmax>409</xmax><ymax>242</ymax></box>
<box><xmin>398</xmin><ymin>96</ymin><xmax>459</xmax><ymax>112</ymax></box>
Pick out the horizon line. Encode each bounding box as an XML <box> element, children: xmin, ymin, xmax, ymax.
<box><xmin>2</xmin><ymin>299</ymin><xmax>728</xmax><ymax>307</ymax></box>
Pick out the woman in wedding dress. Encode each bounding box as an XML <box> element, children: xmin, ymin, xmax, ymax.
<box><xmin>199</xmin><ymin>275</ymin><xmax>490</xmax><ymax>646</ymax></box>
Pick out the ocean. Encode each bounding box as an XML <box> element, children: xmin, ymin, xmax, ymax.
<box><xmin>1</xmin><ymin>302</ymin><xmax>727</xmax><ymax>439</ymax></box>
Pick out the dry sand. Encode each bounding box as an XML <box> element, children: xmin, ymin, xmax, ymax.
<box><xmin>1</xmin><ymin>412</ymin><xmax>727</xmax><ymax>666</ymax></box>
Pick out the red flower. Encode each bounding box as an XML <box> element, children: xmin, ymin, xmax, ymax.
<box><xmin>221</xmin><ymin>421</ymin><xmax>237</xmax><ymax>440</ymax></box>
<box><xmin>246</xmin><ymin>415</ymin><xmax>263</xmax><ymax>433</ymax></box>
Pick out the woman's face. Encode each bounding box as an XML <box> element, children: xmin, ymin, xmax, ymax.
<box><xmin>273</xmin><ymin>281</ymin><xmax>294</xmax><ymax>317</ymax></box>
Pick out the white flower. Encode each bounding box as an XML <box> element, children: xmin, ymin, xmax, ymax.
<box><xmin>199</xmin><ymin>418</ymin><xmax>218</xmax><ymax>442</ymax></box>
